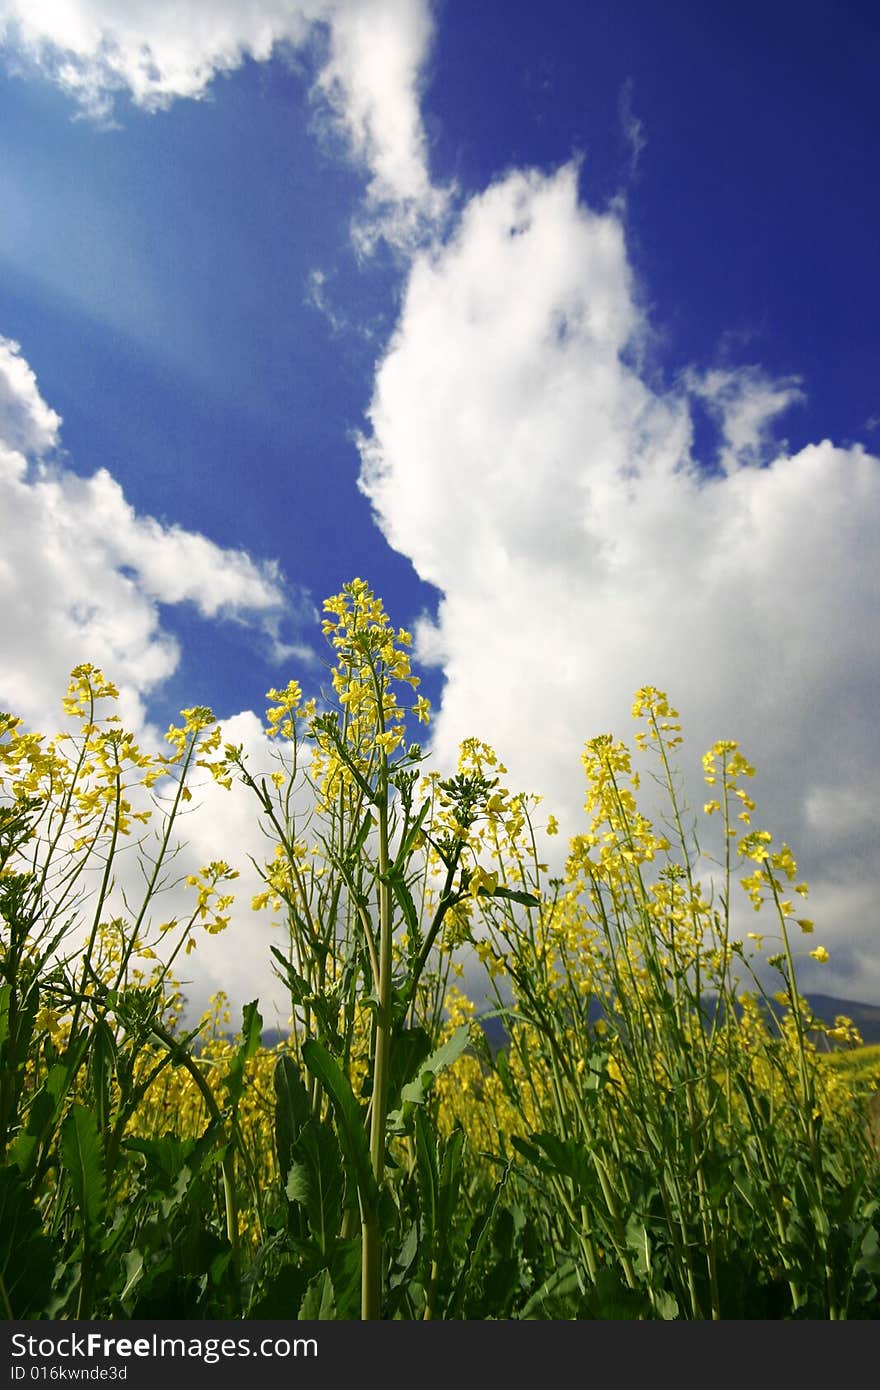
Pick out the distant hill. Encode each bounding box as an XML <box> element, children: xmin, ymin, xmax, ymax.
<box><xmin>799</xmin><ymin>994</ymin><xmax>880</xmax><ymax>1047</ymax></box>
<box><xmin>476</xmin><ymin>993</ymin><xmax>880</xmax><ymax>1051</ymax></box>
<box><xmin>250</xmin><ymin>995</ymin><xmax>880</xmax><ymax>1055</ymax></box>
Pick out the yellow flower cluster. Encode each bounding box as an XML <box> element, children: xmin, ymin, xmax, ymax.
<box><xmin>308</xmin><ymin>578</ymin><xmax>426</xmax><ymax>804</ymax></box>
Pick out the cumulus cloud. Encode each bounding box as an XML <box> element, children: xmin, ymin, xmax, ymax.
<box><xmin>358</xmin><ymin>162</ymin><xmax>880</xmax><ymax>1004</ymax></box>
<box><xmin>0</xmin><ymin>0</ymin><xmax>447</xmax><ymax>247</ymax></box>
<box><xmin>150</xmin><ymin>710</ymin><xmax>296</xmax><ymax>1025</ymax></box>
<box><xmin>0</xmin><ymin>335</ymin><xmax>307</xmax><ymax>1019</ymax></box>
<box><xmin>0</xmin><ymin>336</ymin><xmax>62</xmax><ymax>455</ymax></box>
<box><xmin>0</xmin><ymin>333</ymin><xmax>291</xmax><ymax>734</ymax></box>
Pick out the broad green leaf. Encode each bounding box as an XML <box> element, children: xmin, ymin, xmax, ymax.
<box><xmin>123</xmin><ymin>1133</ymin><xmax>193</xmax><ymax>1181</ymax></box>
<box><xmin>385</xmin><ymin>1026</ymin><xmax>431</xmax><ymax>1114</ymax></box>
<box><xmin>625</xmin><ymin>1214</ymin><xmax>652</xmax><ymax>1279</ymax></box>
<box><xmin>0</xmin><ymin>1166</ymin><xmax>55</xmax><ymax>1316</ymax></box>
<box><xmin>653</xmin><ymin>1289</ymin><xmax>680</xmax><ymax>1319</ymax></box>
<box><xmin>328</xmin><ymin>1238</ymin><xmax>362</xmax><ymax>1320</ymax></box>
<box><xmin>301</xmin><ymin>1040</ymin><xmax>378</xmax><ymax>1217</ymax></box>
<box><xmin>389</xmin><ymin>1222</ymin><xmax>419</xmax><ymax>1291</ymax></box>
<box><xmin>249</xmin><ymin>1263</ymin><xmax>309</xmax><ymax>1319</ymax></box>
<box><xmin>512</xmin><ymin>1132</ymin><xmax>590</xmax><ymax>1192</ymax></box>
<box><xmin>298</xmin><ymin>1268</ymin><xmax>336</xmax><ymax>1320</ymax></box>
<box><xmin>123</xmin><ymin>1127</ymin><xmax>216</xmax><ymax>1199</ymax></box>
<box><xmin>591</xmin><ymin>1266</ymin><xmax>652</xmax><ymax>1320</ymax></box>
<box><xmin>447</xmin><ymin>1161</ymin><xmax>512</xmax><ymax>1319</ymax></box>
<box><xmin>60</xmin><ymin>1104</ymin><xmax>106</xmax><ymax>1239</ymax></box>
<box><xmin>159</xmin><ymin>1164</ymin><xmax>194</xmax><ymax>1221</ymax></box>
<box><xmin>400</xmin><ymin>1023</ymin><xmax>471</xmax><ymax>1107</ymax></box>
<box><xmin>285</xmin><ymin>1120</ymin><xmax>344</xmax><ymax>1258</ymax></box>
<box><xmin>285</xmin><ymin>1162</ymin><xmax>310</xmax><ymax>1205</ymax></box>
<box><xmin>520</xmin><ymin>1259</ymin><xmax>581</xmax><ymax>1319</ymax></box>
<box><xmin>120</xmin><ymin>1249</ymin><xmax>144</xmax><ymax>1304</ymax></box>
<box><xmin>10</xmin><ymin>1039</ymin><xmax>88</xmax><ymax>1178</ymax></box>
<box><xmin>274</xmin><ymin>1053</ymin><xmax>312</xmax><ymax>1178</ymax></box>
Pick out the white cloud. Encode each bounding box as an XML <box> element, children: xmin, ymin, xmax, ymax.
<box><xmin>316</xmin><ymin>0</ymin><xmax>450</xmax><ymax>251</ymax></box>
<box><xmin>358</xmin><ymin>162</ymin><xmax>880</xmax><ymax>1006</ymax></box>
<box><xmin>0</xmin><ymin>336</ymin><xmax>62</xmax><ymax>455</ymax></box>
<box><xmin>0</xmin><ymin>452</ymin><xmax>291</xmax><ymax>737</ymax></box>
<box><xmin>619</xmin><ymin>77</ymin><xmax>646</xmax><ymax>180</ymax></box>
<box><xmin>0</xmin><ymin>0</ymin><xmax>313</xmax><ymax>114</ymax></box>
<box><xmin>0</xmin><ymin>0</ymin><xmax>448</xmax><ymax>247</ymax></box>
<box><xmin>152</xmin><ymin>710</ymin><xmax>296</xmax><ymax>1025</ymax></box>
<box><xmin>688</xmin><ymin>365</ymin><xmax>805</xmax><ymax>474</ymax></box>
<box><xmin>0</xmin><ymin>335</ymin><xmax>308</xmax><ymax>1020</ymax></box>
<box><xmin>0</xmin><ymin>334</ymin><xmax>290</xmax><ymax>751</ymax></box>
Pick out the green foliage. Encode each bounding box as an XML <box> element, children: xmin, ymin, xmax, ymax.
<box><xmin>1</xmin><ymin>591</ymin><xmax>878</xmax><ymax>1320</ymax></box>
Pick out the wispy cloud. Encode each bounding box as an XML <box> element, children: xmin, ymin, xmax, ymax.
<box><xmin>619</xmin><ymin>77</ymin><xmax>646</xmax><ymax>180</ymax></box>
<box><xmin>0</xmin><ymin>0</ymin><xmax>451</xmax><ymax>249</ymax></box>
<box><xmin>686</xmin><ymin>365</ymin><xmax>805</xmax><ymax>474</ymax></box>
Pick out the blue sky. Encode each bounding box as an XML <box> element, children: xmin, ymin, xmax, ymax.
<box><xmin>1</xmin><ymin>1</ymin><xmax>878</xmax><ymax>1017</ymax></box>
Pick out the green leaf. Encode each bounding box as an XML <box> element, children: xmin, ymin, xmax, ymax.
<box><xmin>388</xmin><ymin>867</ymin><xmax>420</xmax><ymax>941</ymax></box>
<box><xmin>10</xmin><ymin>1042</ymin><xmax>88</xmax><ymax>1178</ymax></box>
<box><xmin>392</xmin><ymin>797</ymin><xmax>431</xmax><ymax>873</ymax></box>
<box><xmin>250</xmin><ymin>1263</ymin><xmax>310</xmax><ymax>1319</ymax></box>
<box><xmin>301</xmin><ymin>1040</ymin><xmax>378</xmax><ymax>1218</ymax></box>
<box><xmin>520</xmin><ymin>1259</ymin><xmax>581</xmax><ymax>1319</ymax></box>
<box><xmin>274</xmin><ymin>1053</ymin><xmax>312</xmax><ymax>1179</ymax></box>
<box><xmin>511</xmin><ymin>1132</ymin><xmax>590</xmax><ymax>1191</ymax></box>
<box><xmin>328</xmin><ymin>1238</ymin><xmax>362</xmax><ymax>1320</ymax></box>
<box><xmin>388</xmin><ymin>1024</ymin><xmax>473</xmax><ymax>1134</ymax></box>
<box><xmin>270</xmin><ymin>951</ymin><xmax>342</xmax><ymax>1049</ymax></box>
<box><xmin>389</xmin><ymin>1222</ymin><xmax>419</xmax><ymax>1291</ymax></box>
<box><xmin>386</xmin><ymin>1026</ymin><xmax>431</xmax><ymax>1112</ymax></box>
<box><xmin>591</xmin><ymin>1266</ymin><xmax>652</xmax><ymax>1320</ymax></box>
<box><xmin>223</xmin><ymin>1000</ymin><xmax>262</xmax><ymax>1112</ymax></box>
<box><xmin>285</xmin><ymin>1120</ymin><xmax>344</xmax><ymax>1258</ymax></box>
<box><xmin>285</xmin><ymin>1162</ymin><xmax>309</xmax><ymax>1205</ymax></box>
<box><xmin>60</xmin><ymin>1104</ymin><xmax>106</xmax><ymax>1240</ymax></box>
<box><xmin>0</xmin><ymin>1166</ymin><xmax>55</xmax><ymax>1316</ymax></box>
<box><xmin>0</xmin><ymin>982</ymin><xmax>10</xmax><ymax>1053</ymax></box>
<box><xmin>89</xmin><ymin>1018</ymin><xmax>117</xmax><ymax>1133</ymax></box>
<box><xmin>447</xmin><ymin>1160</ymin><xmax>512</xmax><ymax>1318</ymax></box>
<box><xmin>120</xmin><ymin>1249</ymin><xmax>144</xmax><ymax>1305</ymax></box>
<box><xmin>414</xmin><ymin>1107</ymin><xmax>439</xmax><ymax>1265</ymax></box>
<box><xmin>122</xmin><ymin>1128</ymin><xmax>216</xmax><ymax>1197</ymax></box>
<box><xmin>298</xmin><ymin>1268</ymin><xmax>336</xmax><ymax>1320</ymax></box>
<box><xmin>625</xmin><ymin>1214</ymin><xmax>652</xmax><ymax>1279</ymax></box>
<box><xmin>400</xmin><ymin>1023</ymin><xmax>471</xmax><ymax>1107</ymax></box>
<box><xmin>438</xmin><ymin>1126</ymin><xmax>466</xmax><ymax>1233</ymax></box>
<box><xmin>653</xmin><ymin>1289</ymin><xmax>680</xmax><ymax>1320</ymax></box>
<box><xmin>475</xmin><ymin>885</ymin><xmax>541</xmax><ymax>907</ymax></box>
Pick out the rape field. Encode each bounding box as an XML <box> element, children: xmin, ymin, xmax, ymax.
<box><xmin>2</xmin><ymin>580</ymin><xmax>879</xmax><ymax>1320</ymax></box>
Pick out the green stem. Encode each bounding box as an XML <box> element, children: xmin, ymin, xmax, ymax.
<box><xmin>363</xmin><ymin>750</ymin><xmax>392</xmax><ymax>1320</ymax></box>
